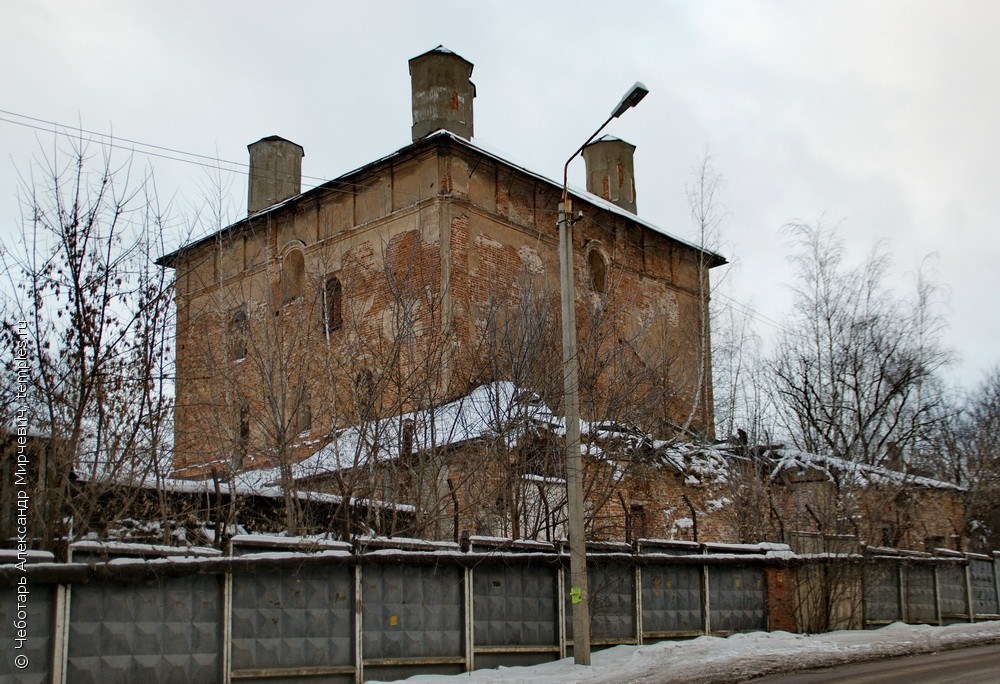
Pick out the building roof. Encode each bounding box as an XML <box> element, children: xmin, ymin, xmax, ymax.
<box><xmin>408</xmin><ymin>44</ymin><xmax>474</xmax><ymax>69</ymax></box>
<box><xmin>207</xmin><ymin>381</ymin><xmax>957</xmax><ymax>494</ymax></box>
<box><xmin>156</xmin><ymin>130</ymin><xmax>727</xmax><ymax>268</ymax></box>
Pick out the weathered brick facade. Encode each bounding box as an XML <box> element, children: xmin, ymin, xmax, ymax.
<box><xmin>162</xmin><ymin>134</ymin><xmax>722</xmax><ymax>478</ymax></box>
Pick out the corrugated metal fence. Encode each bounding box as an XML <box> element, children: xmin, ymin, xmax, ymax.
<box><xmin>2</xmin><ymin>538</ymin><xmax>999</xmax><ymax>683</ymax></box>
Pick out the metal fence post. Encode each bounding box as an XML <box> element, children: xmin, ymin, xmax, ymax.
<box><xmin>50</xmin><ymin>583</ymin><xmax>70</xmax><ymax>684</ymax></box>
<box><xmin>557</xmin><ymin>562</ymin><xmax>566</xmax><ymax>660</ymax></box>
<box><xmin>464</xmin><ymin>566</ymin><xmax>474</xmax><ymax>672</ymax></box>
<box><xmin>702</xmin><ymin>564</ymin><xmax>711</xmax><ymax>634</ymax></box>
<box><xmin>898</xmin><ymin>565</ymin><xmax>907</xmax><ymax>623</ymax></box>
<box><xmin>932</xmin><ymin>565</ymin><xmax>942</xmax><ymax>626</ymax></box>
<box><xmin>965</xmin><ymin>561</ymin><xmax>976</xmax><ymax>623</ymax></box>
<box><xmin>221</xmin><ymin>572</ymin><xmax>233</xmax><ymax>684</ymax></box>
<box><xmin>354</xmin><ymin>564</ymin><xmax>363</xmax><ymax>684</ymax></box>
<box><xmin>994</xmin><ymin>554</ymin><xmax>1000</xmax><ymax>615</ymax></box>
<box><xmin>634</xmin><ymin>564</ymin><xmax>643</xmax><ymax>645</ymax></box>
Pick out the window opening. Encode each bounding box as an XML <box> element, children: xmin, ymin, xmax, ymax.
<box><xmin>281</xmin><ymin>250</ymin><xmax>305</xmax><ymax>304</ymax></box>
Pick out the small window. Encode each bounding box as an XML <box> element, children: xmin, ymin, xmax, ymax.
<box><xmin>233</xmin><ymin>403</ymin><xmax>250</xmax><ymax>469</ymax></box>
<box><xmin>324</xmin><ymin>276</ymin><xmax>343</xmax><ymax>333</ymax></box>
<box><xmin>229</xmin><ymin>308</ymin><xmax>248</xmax><ymax>361</ymax></box>
<box><xmin>588</xmin><ymin>249</ymin><xmax>608</xmax><ymax>294</ymax></box>
<box><xmin>281</xmin><ymin>250</ymin><xmax>305</xmax><ymax>304</ymax></box>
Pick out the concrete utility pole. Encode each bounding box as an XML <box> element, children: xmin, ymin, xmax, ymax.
<box><xmin>559</xmin><ymin>82</ymin><xmax>648</xmax><ymax>666</ymax></box>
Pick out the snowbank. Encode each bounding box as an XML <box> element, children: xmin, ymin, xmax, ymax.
<box><xmin>371</xmin><ymin>621</ymin><xmax>1000</xmax><ymax>683</ymax></box>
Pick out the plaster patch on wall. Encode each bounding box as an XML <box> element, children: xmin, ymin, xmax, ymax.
<box><xmin>517</xmin><ymin>245</ymin><xmax>545</xmax><ymax>275</ymax></box>
<box><xmin>474</xmin><ymin>234</ymin><xmax>504</xmax><ymax>250</ymax></box>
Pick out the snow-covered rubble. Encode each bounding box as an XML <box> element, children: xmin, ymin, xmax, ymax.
<box><xmin>372</xmin><ymin>621</ymin><xmax>1000</xmax><ymax>683</ymax></box>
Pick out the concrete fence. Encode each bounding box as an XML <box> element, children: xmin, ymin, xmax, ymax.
<box><xmin>2</xmin><ymin>537</ymin><xmax>999</xmax><ymax>684</ymax></box>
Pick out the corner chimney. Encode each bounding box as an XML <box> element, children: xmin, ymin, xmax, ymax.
<box><xmin>582</xmin><ymin>136</ymin><xmax>637</xmax><ymax>214</ymax></box>
<box><xmin>408</xmin><ymin>46</ymin><xmax>476</xmax><ymax>142</ymax></box>
<box><xmin>247</xmin><ymin>136</ymin><xmax>304</xmax><ymax>215</ymax></box>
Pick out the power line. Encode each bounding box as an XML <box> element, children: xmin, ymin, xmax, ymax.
<box><xmin>1</xmin><ymin>106</ymin><xmax>800</xmax><ymax>341</ymax></box>
<box><xmin>0</xmin><ymin>109</ymin><xmax>360</xmax><ymax>194</ymax></box>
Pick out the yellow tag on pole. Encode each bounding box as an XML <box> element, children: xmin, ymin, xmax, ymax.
<box><xmin>570</xmin><ymin>586</ymin><xmax>582</xmax><ymax>605</ymax></box>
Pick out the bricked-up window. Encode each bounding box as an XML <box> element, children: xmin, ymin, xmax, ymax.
<box><xmin>233</xmin><ymin>403</ymin><xmax>250</xmax><ymax>469</ymax></box>
<box><xmin>293</xmin><ymin>385</ymin><xmax>312</xmax><ymax>436</ymax></box>
<box><xmin>281</xmin><ymin>249</ymin><xmax>305</xmax><ymax>304</ymax></box>
<box><xmin>355</xmin><ymin>369</ymin><xmax>376</xmax><ymax>421</ymax></box>
<box><xmin>228</xmin><ymin>308</ymin><xmax>248</xmax><ymax>361</ymax></box>
<box><xmin>588</xmin><ymin>249</ymin><xmax>608</xmax><ymax>294</ymax></box>
<box><xmin>323</xmin><ymin>276</ymin><xmax>343</xmax><ymax>333</ymax></box>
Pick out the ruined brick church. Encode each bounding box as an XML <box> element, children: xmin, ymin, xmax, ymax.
<box><xmin>159</xmin><ymin>46</ymin><xmax>722</xmax><ymax>478</ymax></box>
<box><xmin>157</xmin><ymin>48</ymin><xmax>961</xmax><ymax>551</ymax></box>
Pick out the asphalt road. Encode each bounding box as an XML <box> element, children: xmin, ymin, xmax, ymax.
<box><xmin>748</xmin><ymin>643</ymin><xmax>1000</xmax><ymax>683</ymax></box>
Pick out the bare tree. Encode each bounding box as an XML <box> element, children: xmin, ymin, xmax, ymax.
<box><xmin>0</xmin><ymin>137</ymin><xmax>176</xmax><ymax>556</ymax></box>
<box><xmin>770</xmin><ymin>221</ymin><xmax>951</xmax><ymax>468</ymax></box>
<box><xmin>929</xmin><ymin>367</ymin><xmax>1000</xmax><ymax>551</ymax></box>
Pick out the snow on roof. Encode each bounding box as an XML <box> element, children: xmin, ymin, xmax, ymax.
<box><xmin>74</xmin><ymin>467</ymin><xmax>417</xmax><ymax>513</ymax></box>
<box><xmin>280</xmin><ymin>381</ymin><xmax>559</xmax><ymax>480</ymax></box>
<box><xmin>768</xmin><ymin>449</ymin><xmax>964</xmax><ymax>492</ymax></box>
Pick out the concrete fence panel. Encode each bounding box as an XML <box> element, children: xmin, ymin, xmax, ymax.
<box><xmin>709</xmin><ymin>566</ymin><xmax>766</xmax><ymax>633</ymax></box>
<box><xmin>937</xmin><ymin>564</ymin><xmax>969</xmax><ymax>624</ymax></box>
<box><xmin>640</xmin><ymin>564</ymin><xmax>702</xmax><ymax>637</ymax></box>
<box><xmin>471</xmin><ymin>561</ymin><xmax>559</xmax><ymax>669</ymax></box>
<box><xmin>903</xmin><ymin>565</ymin><xmax>937</xmax><ymax>624</ymax></box>
<box><xmin>67</xmin><ymin>575</ymin><xmax>221</xmax><ymax>683</ymax></box>
<box><xmin>0</xmin><ymin>582</ymin><xmax>53</xmax><ymax>684</ymax></box>
<box><xmin>863</xmin><ymin>563</ymin><xmax>901</xmax><ymax>625</ymax></box>
<box><xmin>969</xmin><ymin>559</ymin><xmax>999</xmax><ymax>618</ymax></box>
<box><xmin>230</xmin><ymin>564</ymin><xmax>354</xmax><ymax>682</ymax></box>
<box><xmin>361</xmin><ymin>563</ymin><xmax>464</xmax><ymax>681</ymax></box>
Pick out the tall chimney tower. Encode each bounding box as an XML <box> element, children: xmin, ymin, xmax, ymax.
<box><xmin>582</xmin><ymin>136</ymin><xmax>637</xmax><ymax>214</ymax></box>
<box><xmin>408</xmin><ymin>46</ymin><xmax>476</xmax><ymax>142</ymax></box>
<box><xmin>247</xmin><ymin>136</ymin><xmax>304</xmax><ymax>215</ymax></box>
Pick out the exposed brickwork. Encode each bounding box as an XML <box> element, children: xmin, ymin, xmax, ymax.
<box><xmin>765</xmin><ymin>567</ymin><xmax>799</xmax><ymax>631</ymax></box>
<box><xmin>167</xmin><ymin>136</ymin><xmax>719</xmax><ymax>494</ymax></box>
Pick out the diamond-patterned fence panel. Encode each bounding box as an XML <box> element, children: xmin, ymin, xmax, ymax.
<box><xmin>863</xmin><ymin>563</ymin><xmax>901</xmax><ymax>624</ymax></box>
<box><xmin>970</xmin><ymin>560</ymin><xmax>999</xmax><ymax>617</ymax></box>
<box><xmin>565</xmin><ymin>562</ymin><xmax>636</xmax><ymax>643</ymax></box>
<box><xmin>361</xmin><ymin>564</ymin><xmax>463</xmax><ymax>660</ymax></box>
<box><xmin>641</xmin><ymin>563</ymin><xmax>703</xmax><ymax>635</ymax></box>
<box><xmin>708</xmin><ymin>566</ymin><xmax>765</xmax><ymax>632</ymax></box>
<box><xmin>904</xmin><ymin>565</ymin><xmax>937</xmax><ymax>624</ymax></box>
<box><xmin>231</xmin><ymin>564</ymin><xmax>354</xmax><ymax>674</ymax></box>
<box><xmin>472</xmin><ymin>562</ymin><xmax>557</xmax><ymax>647</ymax></box>
<box><xmin>937</xmin><ymin>564</ymin><xmax>968</xmax><ymax>622</ymax></box>
<box><xmin>0</xmin><ymin>583</ymin><xmax>53</xmax><ymax>684</ymax></box>
<box><xmin>67</xmin><ymin>575</ymin><xmax>220</xmax><ymax>683</ymax></box>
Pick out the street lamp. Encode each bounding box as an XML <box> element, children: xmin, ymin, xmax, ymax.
<box><xmin>559</xmin><ymin>81</ymin><xmax>647</xmax><ymax>666</ymax></box>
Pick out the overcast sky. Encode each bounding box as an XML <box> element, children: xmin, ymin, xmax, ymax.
<box><xmin>2</xmin><ymin>1</ymin><xmax>998</xmax><ymax>388</ymax></box>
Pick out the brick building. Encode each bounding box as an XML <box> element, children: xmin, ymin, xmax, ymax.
<box><xmin>158</xmin><ymin>47</ymin><xmax>725</xmax><ymax>482</ymax></box>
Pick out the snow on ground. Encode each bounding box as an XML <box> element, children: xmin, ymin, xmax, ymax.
<box><xmin>372</xmin><ymin>621</ymin><xmax>1000</xmax><ymax>684</ymax></box>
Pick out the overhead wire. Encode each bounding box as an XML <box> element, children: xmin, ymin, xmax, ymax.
<box><xmin>2</xmin><ymin>106</ymin><xmax>803</xmax><ymax>340</ymax></box>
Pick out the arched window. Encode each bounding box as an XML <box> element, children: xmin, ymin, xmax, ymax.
<box><xmin>324</xmin><ymin>276</ymin><xmax>343</xmax><ymax>333</ymax></box>
<box><xmin>588</xmin><ymin>249</ymin><xmax>608</xmax><ymax>294</ymax></box>
<box><xmin>281</xmin><ymin>249</ymin><xmax>305</xmax><ymax>304</ymax></box>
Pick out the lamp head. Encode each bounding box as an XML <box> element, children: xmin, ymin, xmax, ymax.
<box><xmin>610</xmin><ymin>82</ymin><xmax>649</xmax><ymax>118</ymax></box>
